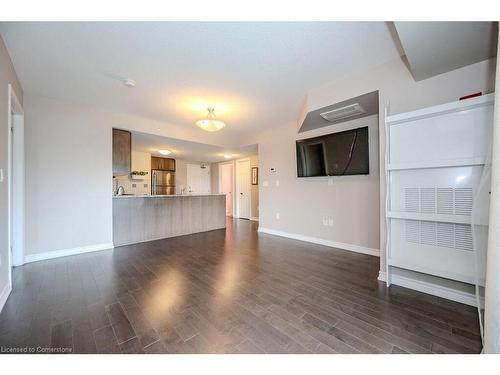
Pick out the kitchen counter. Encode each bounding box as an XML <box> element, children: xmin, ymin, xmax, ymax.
<box><xmin>113</xmin><ymin>194</ymin><xmax>226</xmax><ymax>246</ymax></box>
<box><xmin>113</xmin><ymin>193</ymin><xmax>225</xmax><ymax>198</ymax></box>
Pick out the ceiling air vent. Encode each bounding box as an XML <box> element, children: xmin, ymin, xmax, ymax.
<box><xmin>320</xmin><ymin>103</ymin><xmax>366</xmax><ymax>122</ymax></box>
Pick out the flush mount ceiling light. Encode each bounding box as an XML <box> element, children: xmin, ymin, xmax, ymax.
<box><xmin>196</xmin><ymin>107</ymin><xmax>226</xmax><ymax>132</ymax></box>
<box><xmin>223</xmin><ymin>154</ymin><xmax>232</xmax><ymax>159</ymax></box>
<box><xmin>158</xmin><ymin>149</ymin><xmax>171</xmax><ymax>155</ymax></box>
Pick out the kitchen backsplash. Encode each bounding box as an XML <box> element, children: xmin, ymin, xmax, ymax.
<box><xmin>114</xmin><ymin>174</ymin><xmax>151</xmax><ymax>195</ymax></box>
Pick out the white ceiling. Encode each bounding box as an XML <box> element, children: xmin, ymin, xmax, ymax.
<box><xmin>131</xmin><ymin>130</ymin><xmax>257</xmax><ymax>163</ymax></box>
<box><xmin>0</xmin><ymin>22</ymin><xmax>402</xmax><ymax>139</ymax></box>
<box><xmin>395</xmin><ymin>22</ymin><xmax>497</xmax><ymax>81</ymax></box>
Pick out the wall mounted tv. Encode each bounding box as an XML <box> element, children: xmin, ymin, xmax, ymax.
<box><xmin>296</xmin><ymin>126</ymin><xmax>369</xmax><ymax>177</ymax></box>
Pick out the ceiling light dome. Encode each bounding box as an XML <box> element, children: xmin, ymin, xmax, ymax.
<box><xmin>196</xmin><ymin>107</ymin><xmax>226</xmax><ymax>132</ymax></box>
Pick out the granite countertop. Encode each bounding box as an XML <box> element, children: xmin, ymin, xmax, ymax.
<box><xmin>113</xmin><ymin>194</ymin><xmax>225</xmax><ymax>198</ymax></box>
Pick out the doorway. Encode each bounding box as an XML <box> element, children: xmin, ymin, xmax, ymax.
<box><xmin>219</xmin><ymin>162</ymin><xmax>234</xmax><ymax>216</ymax></box>
<box><xmin>7</xmin><ymin>84</ymin><xmax>25</xmax><ymax>283</ymax></box>
<box><xmin>235</xmin><ymin>158</ymin><xmax>251</xmax><ymax>219</ymax></box>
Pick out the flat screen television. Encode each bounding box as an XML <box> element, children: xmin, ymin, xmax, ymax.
<box><xmin>296</xmin><ymin>126</ymin><xmax>369</xmax><ymax>177</ymax></box>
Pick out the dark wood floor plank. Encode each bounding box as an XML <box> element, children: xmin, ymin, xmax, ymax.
<box><xmin>93</xmin><ymin>325</ymin><xmax>120</xmax><ymax>353</ymax></box>
<box><xmin>0</xmin><ymin>218</ymin><xmax>482</xmax><ymax>354</ymax></box>
<box><xmin>50</xmin><ymin>319</ymin><xmax>73</xmax><ymax>353</ymax></box>
<box><xmin>120</xmin><ymin>337</ymin><xmax>145</xmax><ymax>354</ymax></box>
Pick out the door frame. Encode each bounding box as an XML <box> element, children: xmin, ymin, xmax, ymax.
<box><xmin>235</xmin><ymin>157</ymin><xmax>251</xmax><ymax>219</ymax></box>
<box><xmin>218</xmin><ymin>161</ymin><xmax>235</xmax><ymax>216</ymax></box>
<box><xmin>7</xmin><ymin>84</ymin><xmax>25</xmax><ymax>286</ymax></box>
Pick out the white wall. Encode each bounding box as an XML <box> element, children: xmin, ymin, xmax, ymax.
<box><xmin>24</xmin><ymin>94</ymin><xmax>113</xmax><ymax>256</ymax></box>
<box><xmin>0</xmin><ymin>36</ymin><xmax>23</xmax><ymax>307</ymax></box>
<box><xmin>257</xmin><ymin>115</ymin><xmax>379</xmax><ymax>253</ymax></box>
<box><xmin>249</xmin><ymin>154</ymin><xmax>259</xmax><ymax>220</ymax></box>
<box><xmin>250</xmin><ymin>57</ymin><xmax>496</xmax><ymax>263</ymax></box>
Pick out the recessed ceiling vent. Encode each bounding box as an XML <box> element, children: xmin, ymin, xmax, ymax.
<box><xmin>320</xmin><ymin>103</ymin><xmax>366</xmax><ymax>122</ymax></box>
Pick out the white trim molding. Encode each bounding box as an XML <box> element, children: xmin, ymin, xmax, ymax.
<box><xmin>0</xmin><ymin>282</ymin><xmax>12</xmax><ymax>313</ymax></box>
<box><xmin>377</xmin><ymin>271</ymin><xmax>387</xmax><ymax>282</ymax></box>
<box><xmin>24</xmin><ymin>242</ymin><xmax>114</xmax><ymax>264</ymax></box>
<box><xmin>390</xmin><ymin>274</ymin><xmax>484</xmax><ymax>308</ymax></box>
<box><xmin>258</xmin><ymin>227</ymin><xmax>379</xmax><ymax>257</ymax></box>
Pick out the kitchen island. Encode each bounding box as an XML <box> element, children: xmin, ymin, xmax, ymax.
<box><xmin>113</xmin><ymin>194</ymin><xmax>226</xmax><ymax>246</ymax></box>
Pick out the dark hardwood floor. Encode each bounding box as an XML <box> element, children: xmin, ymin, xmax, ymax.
<box><xmin>0</xmin><ymin>219</ymin><xmax>482</xmax><ymax>354</ymax></box>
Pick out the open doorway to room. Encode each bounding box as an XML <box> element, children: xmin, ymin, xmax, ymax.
<box><xmin>234</xmin><ymin>153</ymin><xmax>259</xmax><ymax>221</ymax></box>
<box><xmin>219</xmin><ymin>162</ymin><xmax>234</xmax><ymax>216</ymax></box>
<box><xmin>7</xmin><ymin>84</ymin><xmax>25</xmax><ymax>282</ymax></box>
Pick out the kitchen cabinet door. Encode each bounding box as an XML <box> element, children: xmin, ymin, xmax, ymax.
<box><xmin>113</xmin><ymin>129</ymin><xmax>131</xmax><ymax>176</ymax></box>
<box><xmin>151</xmin><ymin>156</ymin><xmax>161</xmax><ymax>170</ymax></box>
<box><xmin>151</xmin><ymin>157</ymin><xmax>175</xmax><ymax>171</ymax></box>
<box><xmin>166</xmin><ymin>158</ymin><xmax>176</xmax><ymax>171</ymax></box>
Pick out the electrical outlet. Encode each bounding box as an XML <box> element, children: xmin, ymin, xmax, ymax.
<box><xmin>276</xmin><ymin>213</ymin><xmax>280</xmax><ymax>220</ymax></box>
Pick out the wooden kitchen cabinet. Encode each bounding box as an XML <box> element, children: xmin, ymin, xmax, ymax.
<box><xmin>112</xmin><ymin>128</ymin><xmax>131</xmax><ymax>176</ymax></box>
<box><xmin>165</xmin><ymin>158</ymin><xmax>176</xmax><ymax>171</ymax></box>
<box><xmin>151</xmin><ymin>156</ymin><xmax>175</xmax><ymax>171</ymax></box>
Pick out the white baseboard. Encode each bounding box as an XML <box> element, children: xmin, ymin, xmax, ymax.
<box><xmin>24</xmin><ymin>242</ymin><xmax>114</xmax><ymax>263</ymax></box>
<box><xmin>378</xmin><ymin>271</ymin><xmax>387</xmax><ymax>282</ymax></box>
<box><xmin>257</xmin><ymin>227</ymin><xmax>379</xmax><ymax>257</ymax></box>
<box><xmin>390</xmin><ymin>274</ymin><xmax>484</xmax><ymax>308</ymax></box>
<box><xmin>250</xmin><ymin>217</ymin><xmax>259</xmax><ymax>222</ymax></box>
<box><xmin>0</xmin><ymin>282</ymin><xmax>12</xmax><ymax>313</ymax></box>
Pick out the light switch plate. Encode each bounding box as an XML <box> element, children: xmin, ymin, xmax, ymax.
<box><xmin>275</xmin><ymin>180</ymin><xmax>280</xmax><ymax>187</ymax></box>
<box><xmin>262</xmin><ymin>181</ymin><xmax>269</xmax><ymax>187</ymax></box>
<box><xmin>0</xmin><ymin>168</ymin><xmax>3</xmax><ymax>182</ymax></box>
<box><xmin>328</xmin><ymin>178</ymin><xmax>333</xmax><ymax>186</ymax></box>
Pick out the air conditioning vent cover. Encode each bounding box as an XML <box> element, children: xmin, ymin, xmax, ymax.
<box><xmin>320</xmin><ymin>103</ymin><xmax>366</xmax><ymax>122</ymax></box>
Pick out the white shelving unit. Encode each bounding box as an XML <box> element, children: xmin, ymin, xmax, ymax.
<box><xmin>385</xmin><ymin>94</ymin><xmax>494</xmax><ymax>305</ymax></box>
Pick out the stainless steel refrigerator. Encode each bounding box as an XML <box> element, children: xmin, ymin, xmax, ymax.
<box><xmin>151</xmin><ymin>170</ymin><xmax>175</xmax><ymax>195</ymax></box>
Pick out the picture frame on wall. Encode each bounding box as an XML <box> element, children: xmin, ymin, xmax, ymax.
<box><xmin>251</xmin><ymin>167</ymin><xmax>258</xmax><ymax>185</ymax></box>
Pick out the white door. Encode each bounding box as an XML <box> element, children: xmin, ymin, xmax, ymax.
<box><xmin>220</xmin><ymin>163</ymin><xmax>233</xmax><ymax>216</ymax></box>
<box><xmin>236</xmin><ymin>159</ymin><xmax>251</xmax><ymax>219</ymax></box>
<box><xmin>187</xmin><ymin>164</ymin><xmax>211</xmax><ymax>194</ymax></box>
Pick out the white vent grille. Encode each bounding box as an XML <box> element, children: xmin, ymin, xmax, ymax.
<box><xmin>320</xmin><ymin>103</ymin><xmax>366</xmax><ymax>122</ymax></box>
<box><xmin>455</xmin><ymin>188</ymin><xmax>473</xmax><ymax>216</ymax></box>
<box><xmin>437</xmin><ymin>188</ymin><xmax>454</xmax><ymax>215</ymax></box>
<box><xmin>405</xmin><ymin>220</ymin><xmax>473</xmax><ymax>252</ymax></box>
<box><xmin>404</xmin><ymin>187</ymin><xmax>473</xmax><ymax>216</ymax></box>
<box><xmin>455</xmin><ymin>224</ymin><xmax>473</xmax><ymax>251</ymax></box>
<box><xmin>436</xmin><ymin>223</ymin><xmax>455</xmax><ymax>249</ymax></box>
<box><xmin>420</xmin><ymin>188</ymin><xmax>436</xmax><ymax>213</ymax></box>
<box><xmin>404</xmin><ymin>188</ymin><xmax>420</xmax><ymax>213</ymax></box>
<box><xmin>405</xmin><ymin>220</ymin><xmax>420</xmax><ymax>243</ymax></box>
<box><xmin>420</xmin><ymin>221</ymin><xmax>437</xmax><ymax>246</ymax></box>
